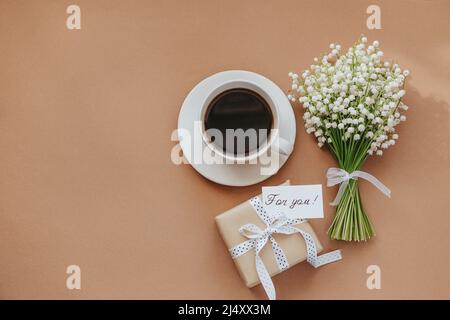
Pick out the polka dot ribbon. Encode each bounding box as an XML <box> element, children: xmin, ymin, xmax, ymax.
<box><xmin>229</xmin><ymin>196</ymin><xmax>342</xmax><ymax>300</ymax></box>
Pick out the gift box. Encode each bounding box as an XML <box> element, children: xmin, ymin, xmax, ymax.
<box><xmin>215</xmin><ymin>180</ymin><xmax>342</xmax><ymax>299</ymax></box>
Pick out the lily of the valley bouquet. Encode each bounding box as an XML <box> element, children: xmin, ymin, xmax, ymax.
<box><xmin>288</xmin><ymin>36</ymin><xmax>409</xmax><ymax>241</ymax></box>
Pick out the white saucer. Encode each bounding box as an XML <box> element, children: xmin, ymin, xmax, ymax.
<box><xmin>177</xmin><ymin>70</ymin><xmax>296</xmax><ymax>186</ymax></box>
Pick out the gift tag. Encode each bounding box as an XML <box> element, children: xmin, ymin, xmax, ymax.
<box><xmin>262</xmin><ymin>184</ymin><xmax>324</xmax><ymax>219</ymax></box>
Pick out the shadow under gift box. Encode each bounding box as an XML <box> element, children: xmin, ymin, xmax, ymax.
<box><xmin>215</xmin><ymin>180</ymin><xmax>323</xmax><ymax>288</ymax></box>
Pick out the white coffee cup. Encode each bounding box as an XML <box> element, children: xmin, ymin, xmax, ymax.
<box><xmin>199</xmin><ymin>79</ymin><xmax>293</xmax><ymax>163</ymax></box>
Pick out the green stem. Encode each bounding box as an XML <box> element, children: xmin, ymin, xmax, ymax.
<box><xmin>327</xmin><ymin>137</ymin><xmax>375</xmax><ymax>241</ymax></box>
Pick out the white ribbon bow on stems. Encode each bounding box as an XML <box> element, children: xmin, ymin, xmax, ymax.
<box><xmin>229</xmin><ymin>197</ymin><xmax>342</xmax><ymax>300</ymax></box>
<box><xmin>326</xmin><ymin>167</ymin><xmax>391</xmax><ymax>206</ymax></box>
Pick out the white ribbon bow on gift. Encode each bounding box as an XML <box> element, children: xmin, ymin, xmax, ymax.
<box><xmin>326</xmin><ymin>168</ymin><xmax>391</xmax><ymax>206</ymax></box>
<box><xmin>229</xmin><ymin>197</ymin><xmax>342</xmax><ymax>300</ymax></box>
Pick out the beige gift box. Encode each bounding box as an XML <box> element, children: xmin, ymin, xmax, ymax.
<box><xmin>215</xmin><ymin>180</ymin><xmax>323</xmax><ymax>288</ymax></box>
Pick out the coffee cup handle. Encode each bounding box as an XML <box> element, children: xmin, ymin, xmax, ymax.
<box><xmin>272</xmin><ymin>136</ymin><xmax>293</xmax><ymax>156</ymax></box>
<box><xmin>259</xmin><ymin>136</ymin><xmax>293</xmax><ymax>176</ymax></box>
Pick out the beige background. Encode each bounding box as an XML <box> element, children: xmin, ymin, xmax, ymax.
<box><xmin>0</xmin><ymin>0</ymin><xmax>449</xmax><ymax>299</ymax></box>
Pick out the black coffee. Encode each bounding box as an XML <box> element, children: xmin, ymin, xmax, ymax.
<box><xmin>204</xmin><ymin>88</ymin><xmax>273</xmax><ymax>156</ymax></box>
